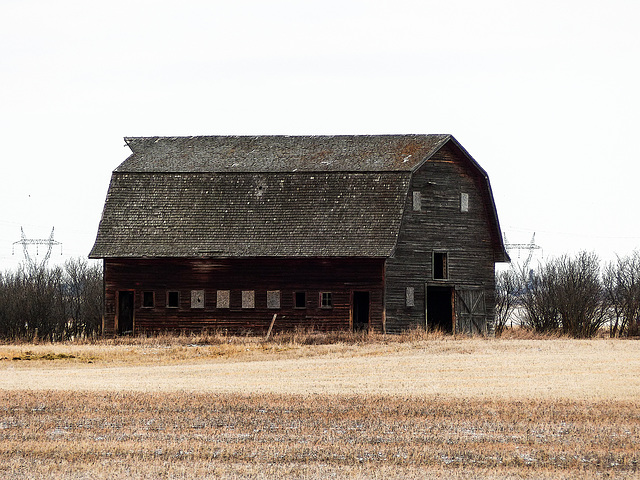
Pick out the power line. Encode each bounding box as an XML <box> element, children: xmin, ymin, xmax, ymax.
<box><xmin>12</xmin><ymin>227</ymin><xmax>62</xmax><ymax>269</ymax></box>
<box><xmin>503</xmin><ymin>232</ymin><xmax>543</xmax><ymax>269</ymax></box>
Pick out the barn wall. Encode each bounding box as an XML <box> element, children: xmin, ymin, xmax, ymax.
<box><xmin>103</xmin><ymin>257</ymin><xmax>384</xmax><ymax>336</ymax></box>
<box><xmin>384</xmin><ymin>143</ymin><xmax>498</xmax><ymax>333</ymax></box>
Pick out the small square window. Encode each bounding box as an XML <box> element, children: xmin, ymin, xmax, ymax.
<box><xmin>217</xmin><ymin>290</ymin><xmax>230</xmax><ymax>309</ymax></box>
<box><xmin>294</xmin><ymin>291</ymin><xmax>306</xmax><ymax>309</ymax></box>
<box><xmin>433</xmin><ymin>252</ymin><xmax>448</xmax><ymax>280</ymax></box>
<box><xmin>167</xmin><ymin>291</ymin><xmax>179</xmax><ymax>308</ymax></box>
<box><xmin>242</xmin><ymin>290</ymin><xmax>255</xmax><ymax>309</ymax></box>
<box><xmin>406</xmin><ymin>287</ymin><xmax>415</xmax><ymax>307</ymax></box>
<box><xmin>320</xmin><ymin>292</ymin><xmax>333</xmax><ymax>309</ymax></box>
<box><xmin>191</xmin><ymin>290</ymin><xmax>205</xmax><ymax>309</ymax></box>
<box><xmin>267</xmin><ymin>290</ymin><xmax>280</xmax><ymax>309</ymax></box>
<box><xmin>461</xmin><ymin>192</ymin><xmax>469</xmax><ymax>212</ymax></box>
<box><xmin>142</xmin><ymin>291</ymin><xmax>154</xmax><ymax>308</ymax></box>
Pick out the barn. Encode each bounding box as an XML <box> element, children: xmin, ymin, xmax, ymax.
<box><xmin>89</xmin><ymin>135</ymin><xmax>509</xmax><ymax>336</ymax></box>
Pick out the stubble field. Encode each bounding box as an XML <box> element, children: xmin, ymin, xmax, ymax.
<box><xmin>1</xmin><ymin>332</ymin><xmax>639</xmax><ymax>479</ymax></box>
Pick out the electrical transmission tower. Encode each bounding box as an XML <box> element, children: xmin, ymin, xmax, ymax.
<box><xmin>12</xmin><ymin>227</ymin><xmax>62</xmax><ymax>269</ymax></box>
<box><xmin>503</xmin><ymin>232</ymin><xmax>542</xmax><ymax>270</ymax></box>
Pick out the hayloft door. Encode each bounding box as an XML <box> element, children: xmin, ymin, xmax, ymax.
<box><xmin>352</xmin><ymin>291</ymin><xmax>370</xmax><ymax>331</ymax></box>
<box><xmin>455</xmin><ymin>288</ymin><xmax>486</xmax><ymax>335</ymax></box>
<box><xmin>117</xmin><ymin>291</ymin><xmax>134</xmax><ymax>335</ymax></box>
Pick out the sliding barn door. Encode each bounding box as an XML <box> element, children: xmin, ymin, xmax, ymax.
<box><xmin>455</xmin><ymin>288</ymin><xmax>487</xmax><ymax>335</ymax></box>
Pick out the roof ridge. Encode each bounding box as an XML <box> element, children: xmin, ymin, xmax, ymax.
<box><xmin>118</xmin><ymin>134</ymin><xmax>452</xmax><ymax>174</ymax></box>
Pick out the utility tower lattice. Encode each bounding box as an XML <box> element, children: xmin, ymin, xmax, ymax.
<box><xmin>12</xmin><ymin>227</ymin><xmax>62</xmax><ymax>268</ymax></box>
<box><xmin>503</xmin><ymin>232</ymin><xmax>542</xmax><ymax>270</ymax></box>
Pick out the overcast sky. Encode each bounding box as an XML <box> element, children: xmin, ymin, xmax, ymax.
<box><xmin>1</xmin><ymin>0</ymin><xmax>639</xmax><ymax>271</ymax></box>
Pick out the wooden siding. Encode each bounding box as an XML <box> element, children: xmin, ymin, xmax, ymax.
<box><xmin>103</xmin><ymin>257</ymin><xmax>384</xmax><ymax>336</ymax></box>
<box><xmin>384</xmin><ymin>143</ymin><xmax>497</xmax><ymax>334</ymax></box>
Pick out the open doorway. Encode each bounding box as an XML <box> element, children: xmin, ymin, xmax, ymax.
<box><xmin>117</xmin><ymin>291</ymin><xmax>134</xmax><ymax>335</ymax></box>
<box><xmin>426</xmin><ymin>286</ymin><xmax>453</xmax><ymax>333</ymax></box>
<box><xmin>352</xmin><ymin>291</ymin><xmax>370</xmax><ymax>331</ymax></box>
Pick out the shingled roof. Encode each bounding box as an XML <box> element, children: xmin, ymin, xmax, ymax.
<box><xmin>89</xmin><ymin>134</ymin><xmax>504</xmax><ymax>259</ymax></box>
<box><xmin>118</xmin><ymin>134</ymin><xmax>451</xmax><ymax>173</ymax></box>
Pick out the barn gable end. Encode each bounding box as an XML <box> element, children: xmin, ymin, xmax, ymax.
<box><xmin>384</xmin><ymin>140</ymin><xmax>507</xmax><ymax>334</ymax></box>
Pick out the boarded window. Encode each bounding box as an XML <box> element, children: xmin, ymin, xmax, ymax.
<box><xmin>294</xmin><ymin>291</ymin><xmax>306</xmax><ymax>309</ymax></box>
<box><xmin>406</xmin><ymin>287</ymin><xmax>415</xmax><ymax>307</ymax></box>
<box><xmin>267</xmin><ymin>290</ymin><xmax>280</xmax><ymax>309</ymax></box>
<box><xmin>217</xmin><ymin>290</ymin><xmax>230</xmax><ymax>309</ymax></box>
<box><xmin>320</xmin><ymin>292</ymin><xmax>333</xmax><ymax>309</ymax></box>
<box><xmin>191</xmin><ymin>290</ymin><xmax>205</xmax><ymax>309</ymax></box>
<box><xmin>461</xmin><ymin>192</ymin><xmax>469</xmax><ymax>212</ymax></box>
<box><xmin>412</xmin><ymin>191</ymin><xmax>421</xmax><ymax>211</ymax></box>
<box><xmin>433</xmin><ymin>252</ymin><xmax>448</xmax><ymax>280</ymax></box>
<box><xmin>167</xmin><ymin>291</ymin><xmax>179</xmax><ymax>308</ymax></box>
<box><xmin>242</xmin><ymin>290</ymin><xmax>255</xmax><ymax>309</ymax></box>
<box><xmin>142</xmin><ymin>291</ymin><xmax>154</xmax><ymax>308</ymax></box>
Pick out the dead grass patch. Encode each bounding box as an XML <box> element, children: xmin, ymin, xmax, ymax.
<box><xmin>1</xmin><ymin>390</ymin><xmax>638</xmax><ymax>479</ymax></box>
<box><xmin>2</xmin><ymin>334</ymin><xmax>639</xmax><ymax>478</ymax></box>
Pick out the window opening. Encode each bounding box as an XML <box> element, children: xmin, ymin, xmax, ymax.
<box><xmin>267</xmin><ymin>290</ymin><xmax>280</xmax><ymax>309</ymax></box>
<box><xmin>242</xmin><ymin>290</ymin><xmax>255</xmax><ymax>309</ymax></box>
<box><xmin>433</xmin><ymin>252</ymin><xmax>448</xmax><ymax>280</ymax></box>
<box><xmin>217</xmin><ymin>290</ymin><xmax>230</xmax><ymax>309</ymax></box>
<box><xmin>461</xmin><ymin>192</ymin><xmax>469</xmax><ymax>212</ymax></box>
<box><xmin>167</xmin><ymin>291</ymin><xmax>179</xmax><ymax>308</ymax></box>
<box><xmin>320</xmin><ymin>292</ymin><xmax>333</xmax><ymax>309</ymax></box>
<box><xmin>191</xmin><ymin>290</ymin><xmax>205</xmax><ymax>309</ymax></box>
<box><xmin>405</xmin><ymin>287</ymin><xmax>415</xmax><ymax>307</ymax></box>
<box><xmin>294</xmin><ymin>291</ymin><xmax>306</xmax><ymax>309</ymax></box>
<box><xmin>412</xmin><ymin>191</ymin><xmax>422</xmax><ymax>211</ymax></box>
<box><xmin>142</xmin><ymin>291</ymin><xmax>154</xmax><ymax>308</ymax></box>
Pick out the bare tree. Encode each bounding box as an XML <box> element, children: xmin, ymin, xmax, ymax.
<box><xmin>495</xmin><ymin>268</ymin><xmax>521</xmax><ymax>336</ymax></box>
<box><xmin>551</xmin><ymin>252</ymin><xmax>607</xmax><ymax>338</ymax></box>
<box><xmin>519</xmin><ymin>261</ymin><xmax>561</xmax><ymax>333</ymax></box>
<box><xmin>64</xmin><ymin>258</ymin><xmax>103</xmax><ymax>338</ymax></box>
<box><xmin>603</xmin><ymin>252</ymin><xmax>640</xmax><ymax>336</ymax></box>
<box><xmin>0</xmin><ymin>258</ymin><xmax>103</xmax><ymax>341</ymax></box>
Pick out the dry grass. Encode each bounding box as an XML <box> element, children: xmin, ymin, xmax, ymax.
<box><xmin>1</xmin><ymin>332</ymin><xmax>639</xmax><ymax>478</ymax></box>
<box><xmin>1</xmin><ymin>391</ymin><xmax>638</xmax><ymax>479</ymax></box>
<box><xmin>1</xmin><ymin>333</ymin><xmax>638</xmax><ymax>400</ymax></box>
<box><xmin>0</xmin><ymin>329</ymin><xmax>456</xmax><ymax>367</ymax></box>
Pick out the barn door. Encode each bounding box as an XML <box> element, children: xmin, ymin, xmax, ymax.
<box><xmin>352</xmin><ymin>291</ymin><xmax>370</xmax><ymax>332</ymax></box>
<box><xmin>455</xmin><ymin>288</ymin><xmax>486</xmax><ymax>335</ymax></box>
<box><xmin>117</xmin><ymin>291</ymin><xmax>134</xmax><ymax>335</ymax></box>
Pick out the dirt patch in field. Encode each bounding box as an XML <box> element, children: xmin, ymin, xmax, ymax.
<box><xmin>1</xmin><ymin>339</ymin><xmax>638</xmax><ymax>401</ymax></box>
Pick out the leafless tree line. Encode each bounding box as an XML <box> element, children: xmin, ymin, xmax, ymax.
<box><xmin>496</xmin><ymin>251</ymin><xmax>640</xmax><ymax>337</ymax></box>
<box><xmin>0</xmin><ymin>258</ymin><xmax>103</xmax><ymax>341</ymax></box>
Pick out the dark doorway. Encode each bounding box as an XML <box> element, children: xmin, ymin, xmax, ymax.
<box><xmin>352</xmin><ymin>291</ymin><xmax>370</xmax><ymax>331</ymax></box>
<box><xmin>426</xmin><ymin>286</ymin><xmax>453</xmax><ymax>333</ymax></box>
<box><xmin>117</xmin><ymin>291</ymin><xmax>134</xmax><ymax>335</ymax></box>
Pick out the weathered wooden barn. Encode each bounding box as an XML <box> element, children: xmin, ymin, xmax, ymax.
<box><xmin>89</xmin><ymin>135</ymin><xmax>509</xmax><ymax>336</ymax></box>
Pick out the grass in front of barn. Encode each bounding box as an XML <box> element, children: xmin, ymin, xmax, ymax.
<box><xmin>0</xmin><ymin>328</ymin><xmax>564</xmax><ymax>366</ymax></box>
<box><xmin>0</xmin><ymin>328</ymin><xmax>458</xmax><ymax>366</ymax></box>
<box><xmin>1</xmin><ymin>390</ymin><xmax>638</xmax><ymax>479</ymax></box>
<box><xmin>1</xmin><ymin>331</ymin><xmax>639</xmax><ymax>478</ymax></box>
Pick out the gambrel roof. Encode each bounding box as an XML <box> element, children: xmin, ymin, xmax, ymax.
<box><xmin>89</xmin><ymin>135</ymin><xmax>508</xmax><ymax>260</ymax></box>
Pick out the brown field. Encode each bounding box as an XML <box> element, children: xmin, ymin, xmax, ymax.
<box><xmin>1</xmin><ymin>332</ymin><xmax>639</xmax><ymax>479</ymax></box>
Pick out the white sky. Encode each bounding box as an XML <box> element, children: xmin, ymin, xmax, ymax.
<box><xmin>1</xmin><ymin>0</ymin><xmax>639</xmax><ymax>271</ymax></box>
